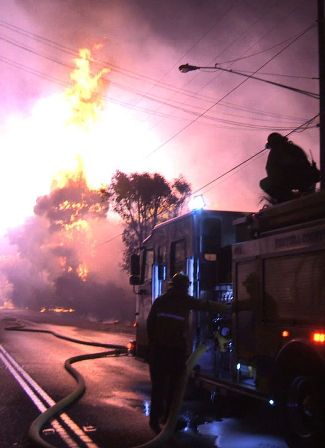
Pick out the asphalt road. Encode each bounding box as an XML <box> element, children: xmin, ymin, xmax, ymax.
<box><xmin>0</xmin><ymin>309</ymin><xmax>288</xmax><ymax>448</ymax></box>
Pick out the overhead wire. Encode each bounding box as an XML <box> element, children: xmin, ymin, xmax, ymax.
<box><xmin>143</xmin><ymin>0</ymin><xmax>284</xmax><ymax>133</ymax></box>
<box><xmin>191</xmin><ymin>113</ymin><xmax>320</xmax><ymax>196</ymax></box>
<box><xmin>217</xmin><ymin>36</ymin><xmax>297</xmax><ymax>64</ymax></box>
<box><xmin>0</xmin><ymin>12</ymin><xmax>315</xmax><ymax>105</ymax></box>
<box><xmin>2</xmin><ymin>19</ymin><xmax>318</xmax><ymax>176</ymax></box>
<box><xmin>99</xmin><ymin>109</ymin><xmax>320</xmax><ymax>248</ymax></box>
<box><xmin>0</xmin><ymin>49</ymin><xmax>306</xmax><ymax>132</ymax></box>
<box><xmin>226</xmin><ymin>68</ymin><xmax>318</xmax><ymax>80</ymax></box>
<box><xmin>140</xmin><ymin>2</ymin><xmax>316</xmax><ymax>144</ymax></box>
<box><xmin>0</xmin><ymin>35</ymin><xmax>74</xmax><ymax>69</ymax></box>
<box><xmin>129</xmin><ymin>1</ymin><xmax>238</xmax><ymax>112</ymax></box>
<box><xmin>0</xmin><ymin>18</ymin><xmax>314</xmax><ymax>127</ymax></box>
<box><xmin>0</xmin><ymin>11</ymin><xmax>319</xmax><ymax>246</ymax></box>
<box><xmin>0</xmin><ymin>14</ymin><xmax>318</xmax><ymax>143</ymax></box>
<box><xmin>187</xmin><ymin>0</ymin><xmax>296</xmax><ymax>93</ymax></box>
<box><xmin>199</xmin><ymin>62</ymin><xmax>319</xmax><ymax>99</ymax></box>
<box><xmin>0</xmin><ymin>17</ymin><xmax>258</xmax><ymax>104</ymax></box>
<box><xmin>144</xmin><ymin>22</ymin><xmax>317</xmax><ymax>158</ymax></box>
<box><xmin>0</xmin><ymin>13</ymin><xmax>289</xmax><ymax>97</ymax></box>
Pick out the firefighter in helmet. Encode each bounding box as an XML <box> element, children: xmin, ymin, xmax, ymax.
<box><xmin>146</xmin><ymin>272</ymin><xmax>229</xmax><ymax>434</ymax></box>
<box><xmin>260</xmin><ymin>132</ymin><xmax>320</xmax><ymax>204</ymax></box>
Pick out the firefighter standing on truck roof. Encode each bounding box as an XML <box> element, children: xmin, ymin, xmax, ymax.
<box><xmin>260</xmin><ymin>132</ymin><xmax>320</xmax><ymax>204</ymax></box>
<box><xmin>146</xmin><ymin>272</ymin><xmax>230</xmax><ymax>434</ymax></box>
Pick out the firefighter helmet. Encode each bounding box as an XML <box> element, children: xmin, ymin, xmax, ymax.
<box><xmin>266</xmin><ymin>132</ymin><xmax>286</xmax><ymax>148</ymax></box>
<box><xmin>169</xmin><ymin>272</ymin><xmax>190</xmax><ymax>289</ymax></box>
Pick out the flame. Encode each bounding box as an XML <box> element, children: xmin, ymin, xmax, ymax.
<box><xmin>40</xmin><ymin>306</ymin><xmax>75</xmax><ymax>313</ymax></box>
<box><xmin>77</xmin><ymin>263</ymin><xmax>88</xmax><ymax>282</ymax></box>
<box><xmin>48</xmin><ymin>50</ymin><xmax>110</xmax><ymax>283</ymax></box>
<box><xmin>0</xmin><ymin>299</ymin><xmax>15</xmax><ymax>310</ymax></box>
<box><xmin>0</xmin><ymin>41</ymin><xmax>163</xmax><ymax>236</ymax></box>
<box><xmin>64</xmin><ymin>219</ymin><xmax>90</xmax><ymax>233</ymax></box>
<box><xmin>65</xmin><ymin>48</ymin><xmax>109</xmax><ymax>126</ymax></box>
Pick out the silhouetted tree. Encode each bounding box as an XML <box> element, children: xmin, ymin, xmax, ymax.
<box><xmin>102</xmin><ymin>171</ymin><xmax>191</xmax><ymax>270</ymax></box>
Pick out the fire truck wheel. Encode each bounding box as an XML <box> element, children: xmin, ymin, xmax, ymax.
<box><xmin>284</xmin><ymin>375</ymin><xmax>325</xmax><ymax>448</ymax></box>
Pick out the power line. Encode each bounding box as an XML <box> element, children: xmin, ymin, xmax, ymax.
<box><xmin>93</xmin><ymin>113</ymin><xmax>320</xmax><ymax>247</ymax></box>
<box><xmin>0</xmin><ymin>18</ymin><xmax>318</xmax><ymax>160</ymax></box>
<box><xmin>192</xmin><ymin>113</ymin><xmax>320</xmax><ymax>196</ymax></box>
<box><xmin>216</xmin><ymin>31</ymin><xmax>312</xmax><ymax>66</ymax></box>
<box><xmin>1</xmin><ymin>51</ymin><xmax>309</xmax><ymax>133</ymax></box>
<box><xmin>196</xmin><ymin>62</ymin><xmax>319</xmax><ymax>99</ymax></box>
<box><xmin>0</xmin><ymin>35</ymin><xmax>74</xmax><ymax>69</ymax></box>
<box><xmin>1</xmin><ymin>22</ymin><xmax>313</xmax><ymax>146</ymax></box>
<box><xmin>144</xmin><ymin>0</ymin><xmax>285</xmax><ymax>134</ymax></box>
<box><xmin>225</xmin><ymin>69</ymin><xmax>318</xmax><ymax>80</ymax></box>
<box><xmin>145</xmin><ymin>23</ymin><xmax>317</xmax><ymax>159</ymax></box>
<box><xmin>96</xmin><ymin>232</ymin><xmax>122</xmax><ymax>246</ymax></box>
<box><xmin>130</xmin><ymin>1</ymin><xmax>237</xmax><ymax>110</ymax></box>
<box><xmin>0</xmin><ymin>11</ymin><xmax>315</xmax><ymax>105</ymax></box>
<box><xmin>0</xmin><ymin>19</ymin><xmax>315</xmax><ymax>127</ymax></box>
<box><xmin>192</xmin><ymin>0</ymin><xmax>302</xmax><ymax>94</ymax></box>
<box><xmin>0</xmin><ymin>20</ymin><xmax>317</xmax><ymax>145</ymax></box>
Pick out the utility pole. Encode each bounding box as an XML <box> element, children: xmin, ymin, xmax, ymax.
<box><xmin>318</xmin><ymin>0</ymin><xmax>325</xmax><ymax>189</ymax></box>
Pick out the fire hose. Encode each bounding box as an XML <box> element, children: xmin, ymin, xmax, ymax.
<box><xmin>5</xmin><ymin>323</ymin><xmax>208</xmax><ymax>448</ymax></box>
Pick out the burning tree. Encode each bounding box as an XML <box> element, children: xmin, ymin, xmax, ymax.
<box><xmin>33</xmin><ymin>169</ymin><xmax>108</xmax><ymax>288</ymax></box>
<box><xmin>35</xmin><ymin>170</ymin><xmax>108</xmax><ymax>232</ymax></box>
<box><xmin>102</xmin><ymin>170</ymin><xmax>191</xmax><ymax>270</ymax></box>
<box><xmin>0</xmin><ymin>46</ymin><xmax>166</xmax><ymax>318</ymax></box>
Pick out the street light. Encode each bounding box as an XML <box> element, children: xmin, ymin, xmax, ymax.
<box><xmin>179</xmin><ymin>64</ymin><xmax>200</xmax><ymax>73</ymax></box>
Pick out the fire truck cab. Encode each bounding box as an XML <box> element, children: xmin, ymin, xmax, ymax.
<box><xmin>130</xmin><ymin>192</ymin><xmax>325</xmax><ymax>447</ymax></box>
<box><xmin>130</xmin><ymin>209</ymin><xmax>246</xmax><ymax>357</ymax></box>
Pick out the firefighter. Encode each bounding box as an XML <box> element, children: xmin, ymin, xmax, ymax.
<box><xmin>146</xmin><ymin>272</ymin><xmax>230</xmax><ymax>434</ymax></box>
<box><xmin>260</xmin><ymin>132</ymin><xmax>320</xmax><ymax>204</ymax></box>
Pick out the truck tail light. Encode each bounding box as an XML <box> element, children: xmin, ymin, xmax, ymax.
<box><xmin>311</xmin><ymin>332</ymin><xmax>325</xmax><ymax>344</ymax></box>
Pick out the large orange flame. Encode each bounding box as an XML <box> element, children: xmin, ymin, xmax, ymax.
<box><xmin>43</xmin><ymin>48</ymin><xmax>111</xmax><ymax>283</ymax></box>
<box><xmin>65</xmin><ymin>48</ymin><xmax>109</xmax><ymax>126</ymax></box>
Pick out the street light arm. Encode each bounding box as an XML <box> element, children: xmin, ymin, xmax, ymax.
<box><xmin>179</xmin><ymin>63</ymin><xmax>319</xmax><ymax>99</ymax></box>
<box><xmin>215</xmin><ymin>65</ymin><xmax>319</xmax><ymax>99</ymax></box>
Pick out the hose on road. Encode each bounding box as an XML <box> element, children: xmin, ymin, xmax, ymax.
<box><xmin>6</xmin><ymin>323</ymin><xmax>208</xmax><ymax>448</ymax></box>
<box><xmin>133</xmin><ymin>342</ymin><xmax>208</xmax><ymax>448</ymax></box>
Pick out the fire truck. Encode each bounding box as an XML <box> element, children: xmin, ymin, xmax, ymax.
<box><xmin>130</xmin><ymin>191</ymin><xmax>325</xmax><ymax>447</ymax></box>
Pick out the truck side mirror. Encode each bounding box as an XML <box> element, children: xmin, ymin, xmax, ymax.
<box><xmin>130</xmin><ymin>254</ymin><xmax>141</xmax><ymax>285</ymax></box>
<box><xmin>130</xmin><ymin>254</ymin><xmax>140</xmax><ymax>275</ymax></box>
<box><xmin>130</xmin><ymin>275</ymin><xmax>141</xmax><ymax>285</ymax></box>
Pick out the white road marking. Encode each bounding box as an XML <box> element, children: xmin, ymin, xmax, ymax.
<box><xmin>0</xmin><ymin>344</ymin><xmax>99</xmax><ymax>448</ymax></box>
